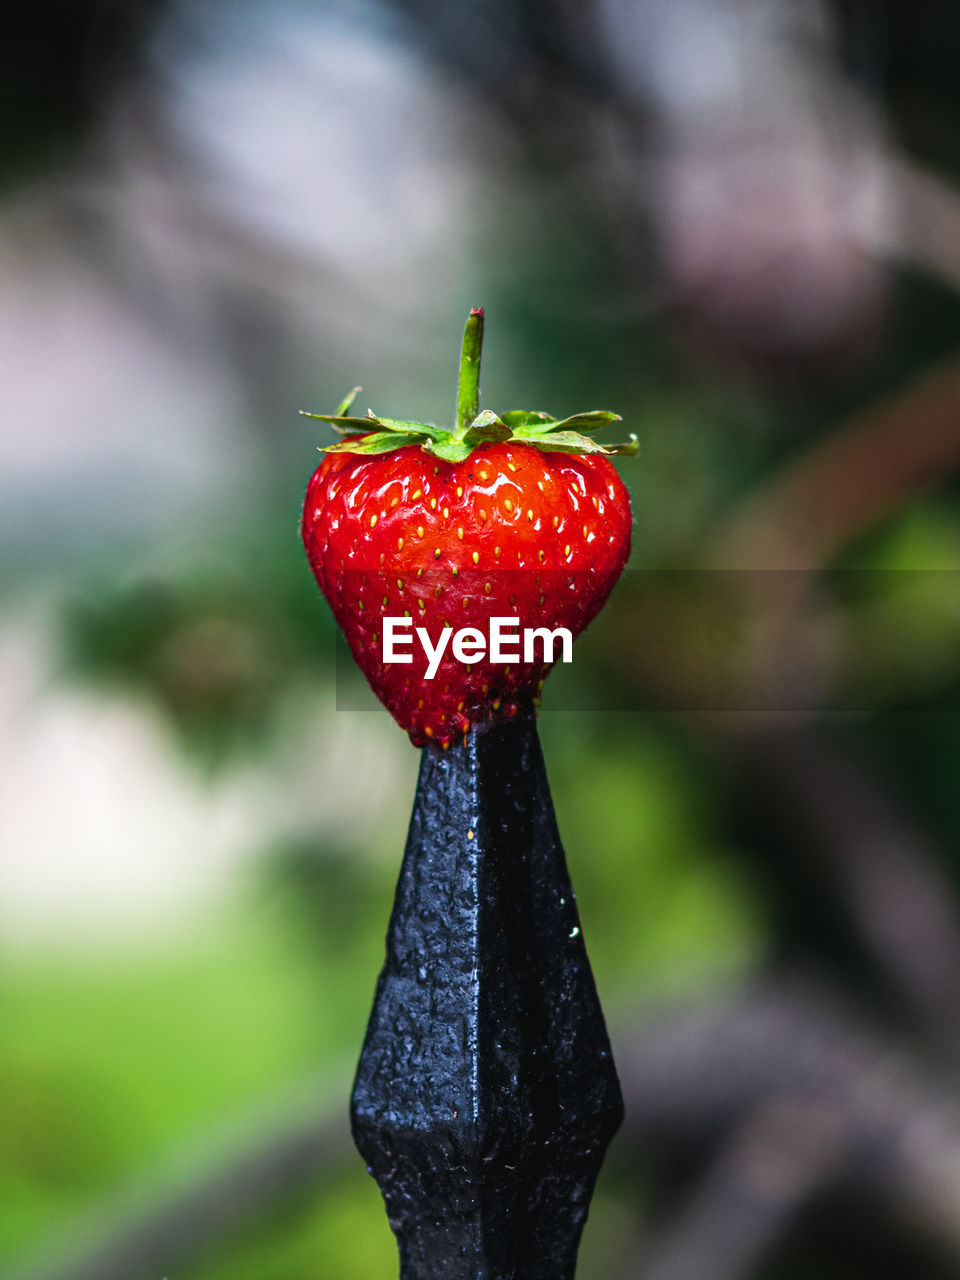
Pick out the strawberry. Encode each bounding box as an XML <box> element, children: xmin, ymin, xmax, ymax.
<box><xmin>300</xmin><ymin>309</ymin><xmax>635</xmax><ymax>748</ymax></box>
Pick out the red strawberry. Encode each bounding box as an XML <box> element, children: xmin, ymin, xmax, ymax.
<box><xmin>301</xmin><ymin>309</ymin><xmax>635</xmax><ymax>748</ymax></box>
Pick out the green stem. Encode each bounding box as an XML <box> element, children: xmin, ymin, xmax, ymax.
<box><xmin>455</xmin><ymin>307</ymin><xmax>484</xmax><ymax>437</ymax></box>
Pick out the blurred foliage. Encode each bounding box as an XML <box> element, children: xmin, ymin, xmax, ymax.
<box><xmin>58</xmin><ymin>510</ymin><xmax>338</xmax><ymax>768</ymax></box>
<box><xmin>0</xmin><ymin>1</ymin><xmax>162</xmax><ymax>188</ymax></box>
<box><xmin>5</xmin><ymin>2</ymin><xmax>960</xmax><ymax>1279</ymax></box>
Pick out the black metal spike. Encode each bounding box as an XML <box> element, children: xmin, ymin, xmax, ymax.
<box><xmin>351</xmin><ymin>709</ymin><xmax>624</xmax><ymax>1279</ymax></box>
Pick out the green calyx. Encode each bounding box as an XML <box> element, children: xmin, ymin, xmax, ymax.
<box><xmin>300</xmin><ymin>308</ymin><xmax>638</xmax><ymax>464</ymax></box>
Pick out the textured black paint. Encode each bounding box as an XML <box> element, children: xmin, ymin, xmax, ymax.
<box><xmin>351</xmin><ymin>709</ymin><xmax>624</xmax><ymax>1279</ymax></box>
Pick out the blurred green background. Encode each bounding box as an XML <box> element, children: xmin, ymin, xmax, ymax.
<box><xmin>4</xmin><ymin>2</ymin><xmax>960</xmax><ymax>1278</ymax></box>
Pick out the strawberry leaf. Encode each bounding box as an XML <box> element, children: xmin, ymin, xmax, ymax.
<box><xmin>544</xmin><ymin>411</ymin><xmax>622</xmax><ymax>433</ymax></box>
<box><xmin>600</xmin><ymin>435</ymin><xmax>640</xmax><ymax>457</ymax></box>
<box><xmin>499</xmin><ymin>409</ymin><xmax>557</xmax><ymax>428</ymax></box>
<box><xmin>423</xmin><ymin>437</ymin><xmax>474</xmax><ymax>463</ymax></box>
<box><xmin>529</xmin><ymin>430</ymin><xmax>615</xmax><ymax>454</ymax></box>
<box><xmin>593</xmin><ymin>437</ymin><xmax>640</xmax><ymax>458</ymax></box>
<box><xmin>463</xmin><ymin>410</ymin><xmax>512</xmax><ymax>445</ymax></box>
<box><xmin>323</xmin><ymin>432</ymin><xmax>424</xmax><ymax>455</ymax></box>
<box><xmin>372</xmin><ymin>416</ymin><xmax>442</xmax><ymax>439</ymax></box>
<box><xmin>335</xmin><ymin>386</ymin><xmax>362</xmax><ymax>417</ymax></box>
<box><xmin>301</xmin><ymin>411</ymin><xmax>381</xmax><ymax>432</ymax></box>
<box><xmin>305</xmin><ymin>314</ymin><xmax>636</xmax><ymax>465</ymax></box>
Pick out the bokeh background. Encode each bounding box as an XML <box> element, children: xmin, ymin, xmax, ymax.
<box><xmin>4</xmin><ymin>2</ymin><xmax>960</xmax><ymax>1277</ymax></box>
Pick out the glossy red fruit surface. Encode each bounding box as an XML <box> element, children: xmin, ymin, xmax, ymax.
<box><xmin>301</xmin><ymin>438</ymin><xmax>631</xmax><ymax>747</ymax></box>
